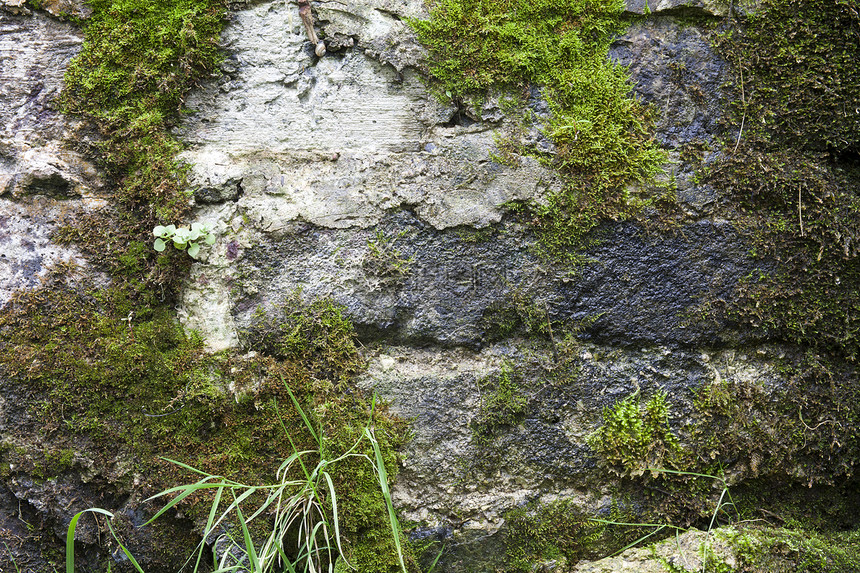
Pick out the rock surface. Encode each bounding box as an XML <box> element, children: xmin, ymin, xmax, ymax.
<box><xmin>1</xmin><ymin>0</ymin><xmax>855</xmax><ymax>571</ymax></box>
<box><xmin>177</xmin><ymin>0</ymin><xmax>560</xmax><ymax>232</ymax></box>
<box><xmin>0</xmin><ymin>7</ymin><xmax>104</xmax><ymax>307</ymax></box>
<box><xmin>173</xmin><ymin>0</ymin><xmax>781</xmax><ymax>566</ymax></box>
<box><xmin>572</xmin><ymin>528</ymin><xmax>736</xmax><ymax>572</ymax></box>
<box><xmin>624</xmin><ymin>0</ymin><xmax>761</xmax><ymax>16</ymax></box>
<box><xmin>357</xmin><ymin>342</ymin><xmax>786</xmax><ymax>533</ymax></box>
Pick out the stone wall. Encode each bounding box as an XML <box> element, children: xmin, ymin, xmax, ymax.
<box><xmin>1</xmin><ymin>0</ymin><xmax>858</xmax><ymax>571</ymax></box>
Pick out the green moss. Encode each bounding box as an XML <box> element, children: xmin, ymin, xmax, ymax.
<box><xmin>471</xmin><ymin>363</ymin><xmax>527</xmax><ymax>445</ymax></box>
<box><xmin>456</xmin><ymin>225</ymin><xmax>498</xmax><ymax>244</ymax></box>
<box><xmin>732</xmin><ymin>480</ymin><xmax>860</xmax><ymax>534</ymax></box>
<box><xmin>363</xmin><ymin>230</ymin><xmax>415</xmax><ymax>283</ymax></box>
<box><xmin>56</xmin><ymin>0</ymin><xmax>225</xmax><ymax>298</ymax></box>
<box><xmin>504</xmin><ymin>497</ymin><xmax>653</xmax><ymax>571</ymax></box>
<box><xmin>0</xmin><ymin>275</ymin><xmax>415</xmax><ymax>570</ymax></box>
<box><xmin>587</xmin><ymin>390</ymin><xmax>683</xmax><ymax>477</ymax></box>
<box><xmin>481</xmin><ymin>288</ymin><xmax>553</xmax><ymax>341</ymax></box>
<box><xmin>689</xmin><ymin>352</ymin><xmax>860</xmax><ymax>486</ymax></box>
<box><xmin>504</xmin><ymin>499</ymin><xmax>597</xmax><ymax>571</ymax></box>
<box><xmin>409</xmin><ymin>0</ymin><xmax>667</xmax><ymax>260</ymax></box>
<box><xmin>721</xmin><ymin>526</ymin><xmax>860</xmax><ymax>573</ymax></box>
<box><xmin>240</xmin><ymin>293</ymin><xmax>366</xmax><ymax>382</ymax></box>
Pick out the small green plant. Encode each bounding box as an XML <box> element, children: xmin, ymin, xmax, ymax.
<box><xmin>363</xmin><ymin>230</ymin><xmax>414</xmax><ymax>281</ymax></box>
<box><xmin>152</xmin><ymin>222</ymin><xmax>216</xmax><ymax>259</ymax></box>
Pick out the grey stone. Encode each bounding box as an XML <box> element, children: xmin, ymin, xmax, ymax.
<box><xmin>0</xmin><ymin>0</ymin><xmax>844</xmax><ymax>571</ymax></box>
<box><xmin>214</xmin><ymin>213</ymin><xmax>764</xmax><ymax>353</ymax></box>
<box><xmin>355</xmin><ymin>341</ymin><xmax>788</xmax><ymax>565</ymax></box>
<box><xmin>610</xmin><ymin>18</ymin><xmax>729</xmax><ymax>149</ymax></box>
<box><xmin>0</xmin><ymin>11</ymin><xmax>105</xmax><ymax>307</ymax></box>
<box><xmin>625</xmin><ymin>0</ymin><xmax>729</xmax><ymax>16</ymax></box>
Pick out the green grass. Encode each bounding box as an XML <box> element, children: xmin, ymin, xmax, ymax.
<box><xmin>64</xmin><ymin>385</ymin><xmax>414</xmax><ymax>573</ymax></box>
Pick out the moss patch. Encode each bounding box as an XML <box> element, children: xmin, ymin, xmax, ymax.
<box><xmin>504</xmin><ymin>497</ymin><xmax>653</xmax><ymax>572</ymax></box>
<box><xmin>410</xmin><ymin>0</ymin><xmax>667</xmax><ymax>260</ymax></box>
<box><xmin>56</xmin><ymin>0</ymin><xmax>225</xmax><ymax>299</ymax></box>
<box><xmin>691</xmin><ymin>352</ymin><xmax>860</xmax><ymax>486</ymax></box>
<box><xmin>721</xmin><ymin>525</ymin><xmax>860</xmax><ymax>573</ymax></box>
<box><xmin>706</xmin><ymin>0</ymin><xmax>860</xmax><ymax>360</ymax></box>
<box><xmin>471</xmin><ymin>363</ymin><xmax>527</xmax><ymax>446</ymax></box>
<box><xmin>0</xmin><ymin>274</ymin><xmax>415</xmax><ymax>570</ymax></box>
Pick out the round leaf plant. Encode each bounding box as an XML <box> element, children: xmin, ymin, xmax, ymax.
<box><xmin>153</xmin><ymin>222</ymin><xmax>215</xmax><ymax>259</ymax></box>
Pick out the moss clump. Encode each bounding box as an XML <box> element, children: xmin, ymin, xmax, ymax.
<box><xmin>481</xmin><ymin>288</ymin><xmax>555</xmax><ymax>341</ymax></box>
<box><xmin>504</xmin><ymin>497</ymin><xmax>652</xmax><ymax>571</ymax></box>
<box><xmin>587</xmin><ymin>390</ymin><xmax>682</xmax><ymax>477</ymax></box>
<box><xmin>363</xmin><ymin>230</ymin><xmax>415</xmax><ymax>284</ymax></box>
<box><xmin>721</xmin><ymin>525</ymin><xmax>860</xmax><ymax>573</ymax></box>
<box><xmin>504</xmin><ymin>499</ymin><xmax>597</xmax><ymax>571</ymax></box>
<box><xmin>410</xmin><ymin>0</ymin><xmax>666</xmax><ymax>260</ymax></box>
<box><xmin>732</xmin><ymin>480</ymin><xmax>860</xmax><ymax>534</ymax></box>
<box><xmin>471</xmin><ymin>363</ymin><xmax>527</xmax><ymax>445</ymax></box>
<box><xmin>0</xmin><ymin>274</ymin><xmax>414</xmax><ymax>571</ymax></box>
<box><xmin>57</xmin><ymin>0</ymin><xmax>225</xmax><ymax>297</ymax></box>
<box><xmin>690</xmin><ymin>352</ymin><xmax>860</xmax><ymax>486</ymax></box>
<box><xmin>707</xmin><ymin>0</ymin><xmax>860</xmax><ymax>360</ymax></box>
<box><xmin>240</xmin><ymin>294</ymin><xmax>367</xmax><ymax>383</ymax></box>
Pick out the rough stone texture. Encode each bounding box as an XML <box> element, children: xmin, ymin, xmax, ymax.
<box><xmin>172</xmin><ymin>2</ymin><xmax>783</xmax><ymax>566</ymax></box>
<box><xmin>0</xmin><ymin>9</ymin><xmax>100</xmax><ymax>197</ymax></box>
<box><xmin>0</xmin><ymin>0</ymin><xmax>844</xmax><ymax>571</ymax></box>
<box><xmin>624</xmin><ymin>0</ymin><xmax>761</xmax><ymax>16</ymax></box>
<box><xmin>610</xmin><ymin>17</ymin><xmax>728</xmax><ymax>217</ymax></box>
<box><xmin>180</xmin><ymin>10</ymin><xmax>761</xmax><ymax>353</ymax></box>
<box><xmin>625</xmin><ymin>0</ymin><xmax>730</xmax><ymax>15</ymax></box>
<box><xmin>0</xmin><ymin>8</ymin><xmax>110</xmax><ymax>570</ymax></box>
<box><xmin>1</xmin><ymin>0</ymin><xmax>91</xmax><ymax>18</ymax></box>
<box><xmin>611</xmin><ymin>19</ymin><xmax>728</xmax><ymax>150</ymax></box>
<box><xmin>0</xmin><ymin>8</ymin><xmax>105</xmax><ymax>307</ymax></box>
<box><xmin>177</xmin><ymin>0</ymin><xmax>560</xmax><ymax>231</ymax></box>
<box><xmin>0</xmin><ymin>197</ymin><xmax>107</xmax><ymax>303</ymax></box>
<box><xmin>215</xmin><ymin>214</ymin><xmax>763</xmax><ymax>352</ymax></box>
<box><xmin>357</xmin><ymin>342</ymin><xmax>785</xmax><ymax>534</ymax></box>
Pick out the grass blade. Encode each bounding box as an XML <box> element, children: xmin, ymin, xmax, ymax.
<box><xmin>322</xmin><ymin>470</ymin><xmax>349</xmax><ymax>569</ymax></box>
<box><xmin>426</xmin><ymin>545</ymin><xmax>445</xmax><ymax>573</ymax></box>
<box><xmin>284</xmin><ymin>381</ymin><xmax>321</xmax><ymax>448</ymax></box>
<box><xmin>235</xmin><ymin>504</ymin><xmax>261</xmax><ymax>572</ymax></box>
<box><xmin>367</xmin><ymin>427</ymin><xmax>407</xmax><ymax>573</ymax></box>
<box><xmin>67</xmin><ymin>508</ymin><xmax>145</xmax><ymax>573</ymax></box>
<box><xmin>194</xmin><ymin>484</ymin><xmax>225</xmax><ymax>572</ymax></box>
